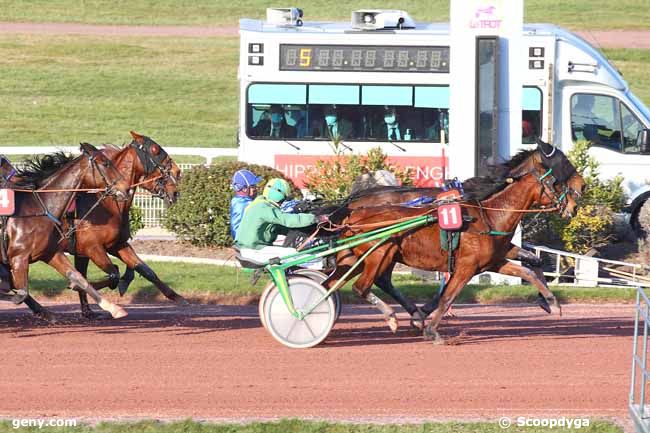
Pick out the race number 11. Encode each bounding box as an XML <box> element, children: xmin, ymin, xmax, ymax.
<box><xmin>438</xmin><ymin>203</ymin><xmax>462</xmax><ymax>230</ymax></box>
<box><xmin>0</xmin><ymin>189</ymin><xmax>15</xmax><ymax>216</ymax></box>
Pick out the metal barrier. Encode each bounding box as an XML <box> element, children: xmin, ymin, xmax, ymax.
<box><xmin>630</xmin><ymin>286</ymin><xmax>650</xmax><ymax>433</ymax></box>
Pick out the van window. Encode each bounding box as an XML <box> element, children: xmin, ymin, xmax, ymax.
<box><xmin>622</xmin><ymin>104</ymin><xmax>645</xmax><ymax>153</ymax></box>
<box><xmin>522</xmin><ymin>87</ymin><xmax>542</xmax><ymax>144</ymax></box>
<box><xmin>571</xmin><ymin>93</ymin><xmax>622</xmax><ymax>152</ymax></box>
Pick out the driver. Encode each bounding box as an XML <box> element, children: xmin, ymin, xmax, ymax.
<box><xmin>229</xmin><ymin>168</ymin><xmax>263</xmax><ymax>239</ymax></box>
<box><xmin>235</xmin><ymin>178</ymin><xmax>328</xmax><ymax>265</ymax></box>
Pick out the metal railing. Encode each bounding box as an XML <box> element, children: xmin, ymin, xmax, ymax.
<box><xmin>525</xmin><ymin>243</ymin><xmax>650</xmax><ymax>288</ymax></box>
<box><xmin>631</xmin><ymin>286</ymin><xmax>650</xmax><ymax>433</ymax></box>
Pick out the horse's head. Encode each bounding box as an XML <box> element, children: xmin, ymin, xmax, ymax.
<box><xmin>509</xmin><ymin>139</ymin><xmax>585</xmax><ymax>218</ymax></box>
<box><xmin>128</xmin><ymin>131</ymin><xmax>181</xmax><ymax>205</ymax></box>
<box><xmin>0</xmin><ymin>155</ymin><xmax>17</xmax><ymax>185</ymax></box>
<box><xmin>79</xmin><ymin>142</ymin><xmax>130</xmax><ymax>201</ymax></box>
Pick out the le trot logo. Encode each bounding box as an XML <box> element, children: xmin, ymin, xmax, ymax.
<box><xmin>469</xmin><ymin>4</ymin><xmax>502</xmax><ymax>29</ymax></box>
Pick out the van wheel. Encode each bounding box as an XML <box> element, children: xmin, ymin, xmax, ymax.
<box><xmin>632</xmin><ymin>199</ymin><xmax>650</xmax><ymax>238</ymax></box>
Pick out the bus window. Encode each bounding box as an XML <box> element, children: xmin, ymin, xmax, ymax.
<box><xmin>246</xmin><ymin>82</ymin><xmax>451</xmax><ymax>142</ymax></box>
<box><xmin>308</xmin><ymin>85</ymin><xmax>360</xmax><ymax>140</ymax></box>
<box><xmin>622</xmin><ymin>104</ymin><xmax>645</xmax><ymax>153</ymax></box>
<box><xmin>522</xmin><ymin>87</ymin><xmax>542</xmax><ymax>144</ymax></box>
<box><xmin>571</xmin><ymin>93</ymin><xmax>622</xmax><ymax>152</ymax></box>
<box><xmin>246</xmin><ymin>84</ymin><xmax>306</xmax><ymax>139</ymax></box>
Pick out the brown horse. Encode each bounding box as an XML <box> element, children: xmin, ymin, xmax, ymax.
<box><xmin>323</xmin><ymin>141</ymin><xmax>585</xmax><ymax>341</ymax></box>
<box><xmin>0</xmin><ymin>144</ymin><xmax>132</xmax><ymax>319</ymax></box>
<box><xmin>60</xmin><ymin>132</ymin><xmax>185</xmax><ymax>318</ymax></box>
<box><xmin>298</xmin><ymin>140</ymin><xmax>584</xmax><ymax>329</ymax></box>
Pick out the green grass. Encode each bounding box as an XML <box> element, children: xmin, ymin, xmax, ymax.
<box><xmin>0</xmin><ymin>418</ymin><xmax>623</xmax><ymax>433</ymax></box>
<box><xmin>1</xmin><ymin>32</ymin><xmax>648</xmax><ymax>149</ymax></box>
<box><xmin>0</xmin><ymin>0</ymin><xmax>648</xmax><ymax>29</ymax></box>
<box><xmin>0</xmin><ymin>35</ymin><xmax>238</xmax><ymax>148</ymax></box>
<box><xmin>24</xmin><ymin>260</ymin><xmax>637</xmax><ymax>304</ymax></box>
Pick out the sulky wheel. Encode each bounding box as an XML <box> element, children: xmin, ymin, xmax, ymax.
<box><xmin>258</xmin><ymin>280</ymin><xmax>276</xmax><ymax>330</ymax></box>
<box><xmin>263</xmin><ymin>277</ymin><xmax>336</xmax><ymax>349</ymax></box>
<box><xmin>292</xmin><ymin>268</ymin><xmax>342</xmax><ymax>321</ymax></box>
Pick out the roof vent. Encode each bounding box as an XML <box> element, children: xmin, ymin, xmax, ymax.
<box><xmin>351</xmin><ymin>10</ymin><xmax>415</xmax><ymax>30</ymax></box>
<box><xmin>266</xmin><ymin>7</ymin><xmax>304</xmax><ymax>26</ymax></box>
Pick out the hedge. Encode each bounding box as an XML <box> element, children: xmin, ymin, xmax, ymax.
<box><xmin>163</xmin><ymin>161</ymin><xmax>296</xmax><ymax>247</ymax></box>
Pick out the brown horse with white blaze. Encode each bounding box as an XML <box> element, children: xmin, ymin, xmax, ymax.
<box><xmin>323</xmin><ymin>140</ymin><xmax>585</xmax><ymax>341</ymax></box>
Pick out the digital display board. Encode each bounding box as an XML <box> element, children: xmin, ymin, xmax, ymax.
<box><xmin>279</xmin><ymin>44</ymin><xmax>450</xmax><ymax>73</ymax></box>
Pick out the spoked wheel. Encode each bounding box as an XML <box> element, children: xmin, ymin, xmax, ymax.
<box><xmin>263</xmin><ymin>277</ymin><xmax>336</xmax><ymax>349</ymax></box>
<box><xmin>292</xmin><ymin>268</ymin><xmax>342</xmax><ymax>321</ymax></box>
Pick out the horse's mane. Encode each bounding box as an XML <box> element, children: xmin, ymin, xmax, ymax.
<box><xmin>15</xmin><ymin>152</ymin><xmax>76</xmax><ymax>188</ymax></box>
<box><xmin>341</xmin><ymin>148</ymin><xmax>538</xmax><ymax>202</ymax></box>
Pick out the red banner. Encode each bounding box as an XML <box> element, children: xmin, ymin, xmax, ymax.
<box><xmin>274</xmin><ymin>154</ymin><xmax>448</xmax><ymax>188</ymax></box>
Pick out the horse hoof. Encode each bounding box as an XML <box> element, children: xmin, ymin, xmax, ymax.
<box><xmin>36</xmin><ymin>311</ymin><xmax>57</xmax><ymax>324</ymax></box>
<box><xmin>423</xmin><ymin>328</ymin><xmax>445</xmax><ymax>345</ymax></box>
<box><xmin>410</xmin><ymin>318</ymin><xmax>425</xmax><ymax>331</ymax></box>
<box><xmin>110</xmin><ymin>305</ymin><xmax>128</xmax><ymax>319</ymax></box>
<box><xmin>553</xmin><ymin>298</ymin><xmax>562</xmax><ymax>317</ymax></box>
<box><xmin>443</xmin><ymin>309</ymin><xmax>456</xmax><ymax>319</ymax></box>
<box><xmin>174</xmin><ymin>296</ymin><xmax>190</xmax><ymax>306</ymax></box>
<box><xmin>81</xmin><ymin>308</ymin><xmax>99</xmax><ymax>320</ymax></box>
<box><xmin>410</xmin><ymin>308</ymin><xmax>426</xmax><ymax>330</ymax></box>
<box><xmin>99</xmin><ymin>299</ymin><xmax>128</xmax><ymax>319</ymax></box>
<box><xmin>537</xmin><ymin>294</ymin><xmax>552</xmax><ymax>314</ymax></box>
<box><xmin>387</xmin><ymin>315</ymin><xmax>399</xmax><ymax>334</ymax></box>
<box><xmin>117</xmin><ymin>283</ymin><xmax>128</xmax><ymax>297</ymax></box>
<box><xmin>11</xmin><ymin>290</ymin><xmax>28</xmax><ymax>305</ymax></box>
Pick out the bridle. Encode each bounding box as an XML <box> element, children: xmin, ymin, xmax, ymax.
<box><xmin>0</xmin><ymin>155</ymin><xmax>17</xmax><ymax>185</ymax></box>
<box><xmin>130</xmin><ymin>137</ymin><xmax>178</xmax><ymax>200</ymax></box>
<box><xmin>80</xmin><ymin>144</ymin><xmax>126</xmax><ymax>199</ymax></box>
<box><xmin>532</xmin><ymin>145</ymin><xmax>579</xmax><ymax>215</ymax></box>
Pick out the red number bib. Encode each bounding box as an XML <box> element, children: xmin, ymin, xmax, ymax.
<box><xmin>0</xmin><ymin>189</ymin><xmax>15</xmax><ymax>216</ymax></box>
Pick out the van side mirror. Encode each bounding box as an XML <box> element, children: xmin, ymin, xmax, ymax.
<box><xmin>638</xmin><ymin>129</ymin><xmax>650</xmax><ymax>154</ymax></box>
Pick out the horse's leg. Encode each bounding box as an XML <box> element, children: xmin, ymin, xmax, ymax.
<box><xmin>114</xmin><ymin>243</ymin><xmax>188</xmax><ymax>305</ymax></box>
<box><xmin>73</xmin><ymin>255</ymin><xmax>99</xmax><ymax>319</ymax></box>
<box><xmin>23</xmin><ymin>295</ymin><xmax>57</xmax><ymax>323</ymax></box>
<box><xmin>493</xmin><ymin>259</ymin><xmax>561</xmax><ymax>316</ymax></box>
<box><xmin>503</xmin><ymin>245</ymin><xmax>559</xmax><ymax>314</ymax></box>
<box><xmin>374</xmin><ymin>265</ymin><xmax>426</xmax><ymax>331</ymax></box>
<box><xmin>424</xmin><ymin>266</ymin><xmax>476</xmax><ymax>344</ymax></box>
<box><xmin>47</xmin><ymin>252</ymin><xmax>127</xmax><ymax>319</ymax></box>
<box><xmin>322</xmin><ymin>249</ymin><xmax>360</xmax><ymax>292</ymax></box>
<box><xmin>117</xmin><ymin>267</ymin><xmax>135</xmax><ymax>296</ymax></box>
<box><xmin>351</xmin><ymin>246</ymin><xmax>400</xmax><ymax>333</ymax></box>
<box><xmin>0</xmin><ymin>255</ymin><xmax>56</xmax><ymax>321</ymax></box>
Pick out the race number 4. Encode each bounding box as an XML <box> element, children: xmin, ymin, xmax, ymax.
<box><xmin>0</xmin><ymin>189</ymin><xmax>15</xmax><ymax>216</ymax></box>
<box><xmin>438</xmin><ymin>203</ymin><xmax>462</xmax><ymax>230</ymax></box>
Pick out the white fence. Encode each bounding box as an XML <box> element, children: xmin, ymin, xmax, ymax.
<box><xmin>0</xmin><ymin>146</ymin><xmax>236</xmax><ymax>228</ymax></box>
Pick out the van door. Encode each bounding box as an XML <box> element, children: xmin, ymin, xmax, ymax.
<box><xmin>562</xmin><ymin>89</ymin><xmax>650</xmax><ymax>203</ymax></box>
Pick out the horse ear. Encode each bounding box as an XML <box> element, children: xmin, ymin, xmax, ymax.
<box><xmin>130</xmin><ymin>131</ymin><xmax>145</xmax><ymax>144</ymax></box>
<box><xmin>536</xmin><ymin>137</ymin><xmax>555</xmax><ymax>156</ymax></box>
<box><xmin>79</xmin><ymin>142</ymin><xmax>98</xmax><ymax>154</ymax></box>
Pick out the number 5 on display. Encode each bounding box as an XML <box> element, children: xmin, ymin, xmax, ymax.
<box><xmin>299</xmin><ymin>48</ymin><xmax>312</xmax><ymax>67</ymax></box>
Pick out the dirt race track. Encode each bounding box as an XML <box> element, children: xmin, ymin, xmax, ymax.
<box><xmin>0</xmin><ymin>302</ymin><xmax>635</xmax><ymax>425</ymax></box>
